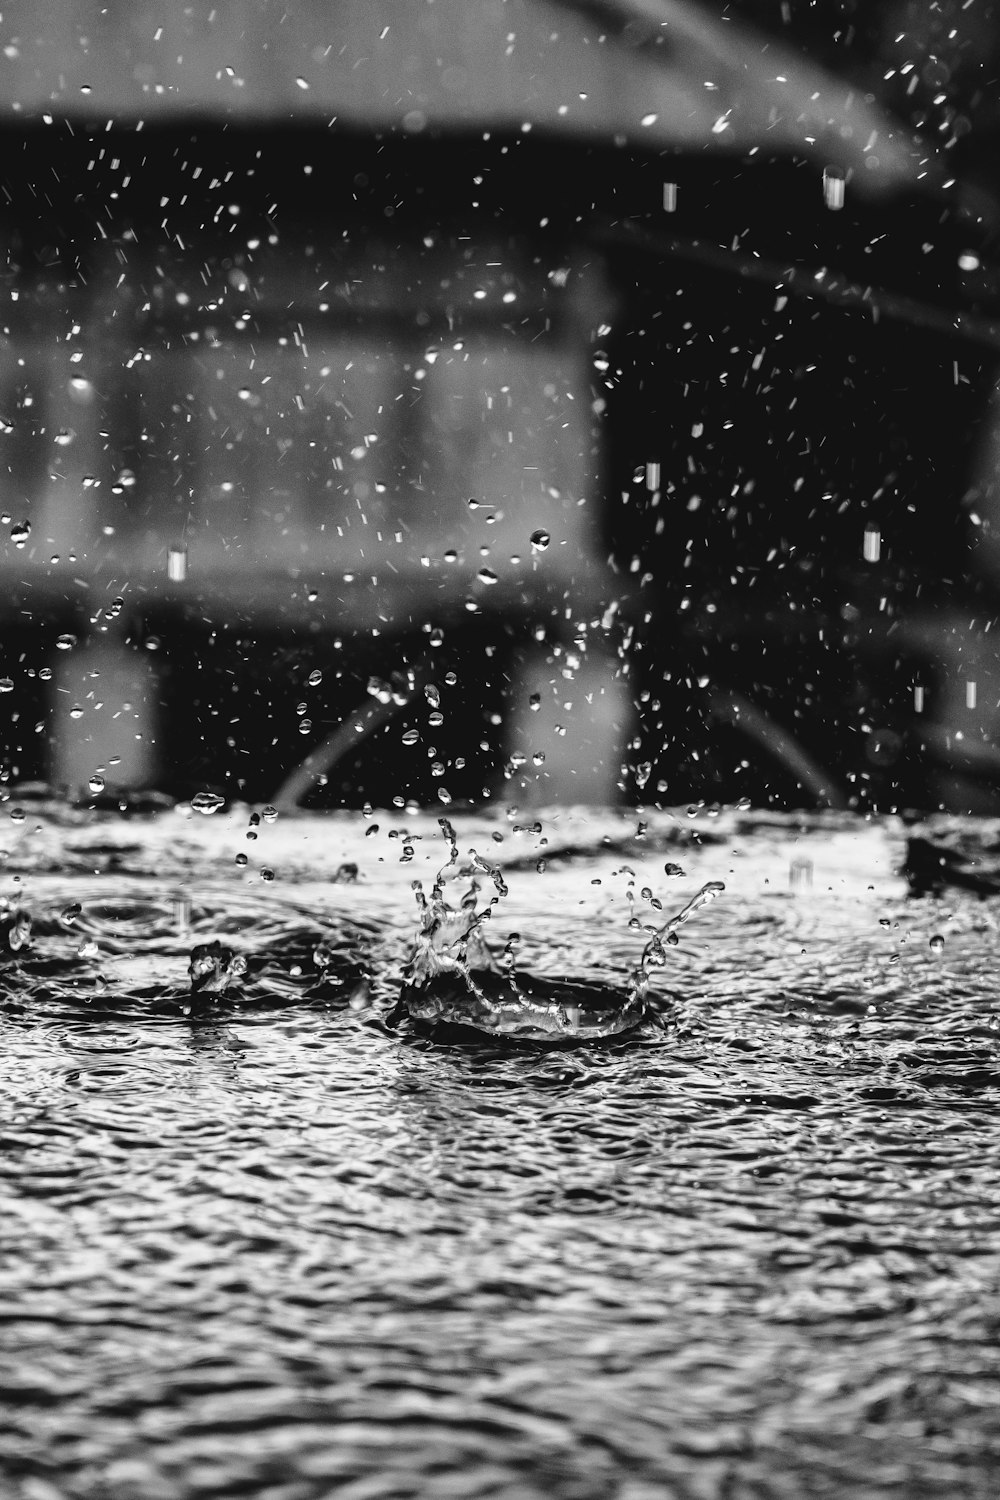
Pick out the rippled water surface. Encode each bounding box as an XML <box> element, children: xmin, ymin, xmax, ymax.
<box><xmin>2</xmin><ymin>804</ymin><xmax>1000</xmax><ymax>1499</ymax></box>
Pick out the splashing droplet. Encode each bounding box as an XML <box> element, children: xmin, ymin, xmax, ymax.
<box><xmin>191</xmin><ymin>791</ymin><xmax>225</xmax><ymax>815</ymax></box>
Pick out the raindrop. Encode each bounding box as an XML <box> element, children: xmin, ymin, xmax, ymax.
<box><xmin>0</xmin><ymin>678</ymin><xmax>12</xmax><ymax>694</ymax></box>
<box><xmin>298</xmin><ymin>719</ymin><xmax>312</xmax><ymax>734</ymax></box>
<box><xmin>477</xmin><ymin>567</ymin><xmax>498</xmax><ymax>585</ymax></box>
<box><xmin>88</xmin><ymin>774</ymin><xmax>105</xmax><ymax>795</ymax></box>
<box><xmin>168</xmin><ymin>544</ymin><xmax>188</xmax><ymax>582</ymax></box>
<box><xmin>307</xmin><ymin>668</ymin><xmax>323</xmax><ymax>686</ymax></box>
<box><xmin>60</xmin><ymin>902</ymin><xmax>82</xmax><ymax>925</ymax></box>
<box><xmin>54</xmin><ymin>429</ymin><xmax>75</xmax><ymax>447</ymax></box>
<box><xmin>191</xmin><ymin>791</ymin><xmax>225</xmax><ymax>814</ymax></box>
<box><xmin>260</xmin><ymin>867</ymin><xmax>275</xmax><ymax>881</ymax></box>
<box><xmin>530</xmin><ymin>529</ymin><xmax>550</xmax><ymax>551</ymax></box>
<box><xmin>107</xmin><ymin>596</ymin><xmax>125</xmax><ymax>619</ymax></box>
<box><xmin>822</xmin><ymin>167</ymin><xmax>845</xmax><ymax>210</ymax></box>
<box><xmin>664</xmin><ymin>863</ymin><xmax>685</xmax><ymax>877</ymax></box>
<box><xmin>929</xmin><ymin>934</ymin><xmax>945</xmax><ymax>954</ymax></box>
<box><xmin>56</xmin><ymin>633</ymin><xmax>77</xmax><ymax>651</ymax></box>
<box><xmin>863</xmin><ymin>527</ymin><xmax>881</xmax><ymax>563</ymax></box>
<box><xmin>235</xmin><ymin>852</ymin><xmax>248</xmax><ymax>867</ymax></box>
<box><xmin>402</xmin><ymin>728</ymin><xmax>420</xmax><ymax>746</ymax></box>
<box><xmin>10</xmin><ymin>521</ymin><xmax>30</xmax><ymax>548</ymax></box>
<box><xmin>69</xmin><ymin>705</ymin><xmax>84</xmax><ymax>720</ymax></box>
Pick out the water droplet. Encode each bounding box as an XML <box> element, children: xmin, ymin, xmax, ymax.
<box><xmin>88</xmin><ymin>774</ymin><xmax>105</xmax><ymax>795</ymax></box>
<box><xmin>530</xmin><ymin>529</ymin><xmax>550</xmax><ymax>551</ymax></box>
<box><xmin>9</xmin><ymin>807</ymin><xmax>25</xmax><ymax>823</ymax></box>
<box><xmin>60</xmin><ymin>902</ymin><xmax>82</xmax><ymax>925</ymax></box>
<box><xmin>307</xmin><ymin>668</ymin><xmax>323</xmax><ymax>686</ymax></box>
<box><xmin>191</xmin><ymin>790</ymin><xmax>225</xmax><ymax>814</ymax></box>
<box><xmin>107</xmin><ymin>596</ymin><xmax>125</xmax><ymax>619</ymax></box>
<box><xmin>54</xmin><ymin>429</ymin><xmax>75</xmax><ymax>447</ymax></box>
<box><xmin>529</xmin><ymin>692</ymin><xmax>541</xmax><ymax>711</ymax></box>
<box><xmin>664</xmin><ymin>863</ymin><xmax>685</xmax><ymax>877</ymax></box>
<box><xmin>929</xmin><ymin>934</ymin><xmax>945</xmax><ymax>953</ymax></box>
<box><xmin>260</xmin><ymin>867</ymin><xmax>276</xmax><ymax>881</ymax></box>
<box><xmin>10</xmin><ymin>521</ymin><xmax>30</xmax><ymax>548</ymax></box>
<box><xmin>367</xmin><ymin>675</ymin><xmax>393</xmax><ymax>704</ymax></box>
<box><xmin>477</xmin><ymin>567</ymin><xmax>498</xmax><ymax>585</ymax></box>
<box><xmin>69</xmin><ymin>704</ymin><xmax>84</xmax><ymax>719</ymax></box>
<box><xmin>262</xmin><ymin>805</ymin><xmax>278</xmax><ymax>824</ymax></box>
<box><xmin>402</xmin><ymin>728</ymin><xmax>420</xmax><ymax>746</ymax></box>
<box><xmin>56</xmin><ymin>633</ymin><xmax>77</xmax><ymax>651</ymax></box>
<box><xmin>235</xmin><ymin>852</ymin><xmax>248</xmax><ymax>866</ymax></box>
<box><xmin>822</xmin><ymin>166</ymin><xmax>845</xmax><ymax>210</ymax></box>
<box><xmin>0</xmin><ymin>678</ymin><xmax>13</xmax><ymax>694</ymax></box>
<box><xmin>863</xmin><ymin>526</ymin><xmax>881</xmax><ymax>563</ymax></box>
<box><xmin>168</xmin><ymin>544</ymin><xmax>188</xmax><ymax>582</ymax></box>
<box><xmin>298</xmin><ymin>719</ymin><xmax>312</xmax><ymax>734</ymax></box>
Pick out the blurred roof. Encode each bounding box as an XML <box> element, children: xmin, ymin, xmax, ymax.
<box><xmin>3</xmin><ymin>0</ymin><xmax>926</xmax><ymax>190</ymax></box>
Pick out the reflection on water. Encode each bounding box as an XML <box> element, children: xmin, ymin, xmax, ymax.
<box><xmin>2</xmin><ymin>804</ymin><xmax>1000</xmax><ymax>1499</ymax></box>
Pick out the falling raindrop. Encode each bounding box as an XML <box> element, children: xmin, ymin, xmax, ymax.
<box><xmin>10</xmin><ymin>521</ymin><xmax>30</xmax><ymax>548</ymax></box>
<box><xmin>863</xmin><ymin>527</ymin><xmax>881</xmax><ymax>563</ymax></box>
<box><xmin>56</xmin><ymin>633</ymin><xmax>77</xmax><ymax>651</ymax></box>
<box><xmin>822</xmin><ymin>167</ymin><xmax>845</xmax><ymax>210</ymax></box>
<box><xmin>929</xmin><ymin>934</ymin><xmax>945</xmax><ymax>953</ymax></box>
<box><xmin>307</xmin><ymin>668</ymin><xmax>323</xmax><ymax>686</ymax></box>
<box><xmin>168</xmin><ymin>544</ymin><xmax>188</xmax><ymax>582</ymax></box>
<box><xmin>88</xmin><ymin>774</ymin><xmax>105</xmax><ymax>795</ymax></box>
<box><xmin>530</xmin><ymin>529</ymin><xmax>550</xmax><ymax>551</ymax></box>
<box><xmin>0</xmin><ymin>679</ymin><xmax>12</xmax><ymax>694</ymax></box>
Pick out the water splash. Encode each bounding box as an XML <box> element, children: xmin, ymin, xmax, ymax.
<box><xmin>396</xmin><ymin>821</ymin><xmax>724</xmax><ymax>1041</ymax></box>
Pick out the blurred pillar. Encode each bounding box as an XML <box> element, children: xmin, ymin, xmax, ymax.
<box><xmin>49</xmin><ymin>636</ymin><xmax>159</xmax><ymax>796</ymax></box>
<box><xmin>504</xmin><ymin>640</ymin><xmax>632</xmax><ymax>806</ymax></box>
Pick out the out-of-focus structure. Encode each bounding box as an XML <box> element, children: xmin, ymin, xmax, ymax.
<box><xmin>0</xmin><ymin>0</ymin><xmax>967</xmax><ymax>809</ymax></box>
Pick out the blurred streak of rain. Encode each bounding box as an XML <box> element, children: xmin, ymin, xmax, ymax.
<box><xmin>0</xmin><ymin>0</ymin><xmax>999</xmax><ymax>813</ymax></box>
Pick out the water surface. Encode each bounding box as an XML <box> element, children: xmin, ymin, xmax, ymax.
<box><xmin>2</xmin><ymin>804</ymin><xmax>998</xmax><ymax>1498</ymax></box>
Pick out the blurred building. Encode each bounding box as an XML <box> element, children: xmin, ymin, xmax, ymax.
<box><xmin>2</xmin><ymin>0</ymin><xmax>989</xmax><ymax>812</ymax></box>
